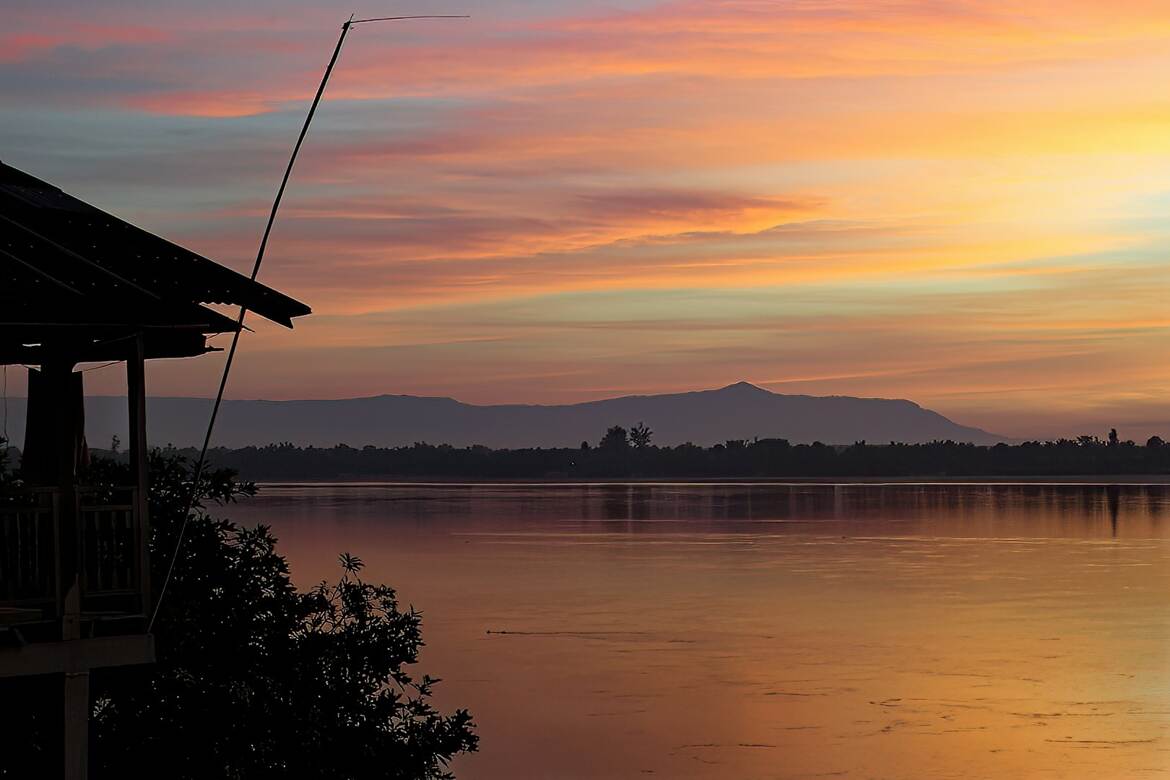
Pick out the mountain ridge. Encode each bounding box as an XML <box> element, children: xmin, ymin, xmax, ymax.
<box><xmin>132</xmin><ymin>382</ymin><xmax>922</xmax><ymax>408</ymax></box>
<box><xmin>1</xmin><ymin>381</ymin><xmax>1005</xmax><ymax>448</ymax></box>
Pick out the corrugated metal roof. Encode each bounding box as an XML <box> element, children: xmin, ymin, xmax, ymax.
<box><xmin>0</xmin><ymin>160</ymin><xmax>311</xmax><ymax>329</ymax></box>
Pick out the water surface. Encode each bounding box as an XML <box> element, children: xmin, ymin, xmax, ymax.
<box><xmin>231</xmin><ymin>483</ymin><xmax>1170</xmax><ymax>779</ymax></box>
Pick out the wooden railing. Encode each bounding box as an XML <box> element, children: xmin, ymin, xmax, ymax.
<box><xmin>0</xmin><ymin>487</ymin><xmax>144</xmax><ymax>621</ymax></box>
<box><xmin>0</xmin><ymin>488</ymin><xmax>58</xmax><ymax>611</ymax></box>
<box><xmin>80</xmin><ymin>489</ymin><xmax>139</xmax><ymax>599</ymax></box>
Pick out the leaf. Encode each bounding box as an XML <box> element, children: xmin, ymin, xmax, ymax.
<box><xmin>338</xmin><ymin>552</ymin><xmax>364</xmax><ymax>574</ymax></box>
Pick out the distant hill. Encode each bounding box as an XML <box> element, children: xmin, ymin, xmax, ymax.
<box><xmin>1</xmin><ymin>382</ymin><xmax>1005</xmax><ymax>449</ymax></box>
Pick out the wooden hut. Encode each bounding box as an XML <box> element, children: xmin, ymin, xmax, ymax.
<box><xmin>0</xmin><ymin>159</ymin><xmax>310</xmax><ymax>777</ymax></box>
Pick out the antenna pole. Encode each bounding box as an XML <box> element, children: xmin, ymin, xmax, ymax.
<box><xmin>149</xmin><ymin>12</ymin><xmax>467</xmax><ymax>632</ymax></box>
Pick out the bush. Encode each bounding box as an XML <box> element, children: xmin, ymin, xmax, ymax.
<box><xmin>1</xmin><ymin>450</ymin><xmax>477</xmax><ymax>779</ymax></box>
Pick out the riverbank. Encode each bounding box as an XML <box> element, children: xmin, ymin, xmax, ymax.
<box><xmin>256</xmin><ymin>474</ymin><xmax>1170</xmax><ymax>486</ymax></box>
<box><xmin>117</xmin><ymin>437</ymin><xmax>1170</xmax><ymax>483</ymax></box>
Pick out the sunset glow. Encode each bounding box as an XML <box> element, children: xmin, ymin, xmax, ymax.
<box><xmin>4</xmin><ymin>0</ymin><xmax>1169</xmax><ymax>439</ymax></box>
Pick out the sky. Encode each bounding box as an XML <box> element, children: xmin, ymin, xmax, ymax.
<box><xmin>2</xmin><ymin>0</ymin><xmax>1169</xmax><ymax>440</ymax></box>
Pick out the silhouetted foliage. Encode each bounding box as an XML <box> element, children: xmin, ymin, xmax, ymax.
<box><xmin>598</xmin><ymin>425</ymin><xmax>629</xmax><ymax>451</ymax></box>
<box><xmin>0</xmin><ymin>450</ymin><xmax>477</xmax><ymax>779</ymax></box>
<box><xmin>629</xmin><ymin>422</ymin><xmax>653</xmax><ymax>449</ymax></box>
<box><xmin>0</xmin><ymin>437</ymin><xmax>15</xmax><ymax>494</ymax></box>
<box><xmin>97</xmin><ymin>429</ymin><xmax>1170</xmax><ymax>481</ymax></box>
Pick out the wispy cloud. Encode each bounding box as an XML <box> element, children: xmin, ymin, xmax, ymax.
<box><xmin>4</xmin><ymin>0</ymin><xmax>1170</xmax><ymax>437</ymax></box>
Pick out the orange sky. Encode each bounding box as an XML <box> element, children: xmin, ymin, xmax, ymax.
<box><xmin>2</xmin><ymin>0</ymin><xmax>1169</xmax><ymax>439</ymax></box>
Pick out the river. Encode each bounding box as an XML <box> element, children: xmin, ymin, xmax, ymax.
<box><xmin>230</xmin><ymin>482</ymin><xmax>1170</xmax><ymax>779</ymax></box>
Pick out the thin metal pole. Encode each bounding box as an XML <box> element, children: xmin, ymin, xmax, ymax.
<box><xmin>149</xmin><ymin>13</ymin><xmax>467</xmax><ymax>631</ymax></box>
<box><xmin>148</xmin><ymin>18</ymin><xmax>354</xmax><ymax>632</ymax></box>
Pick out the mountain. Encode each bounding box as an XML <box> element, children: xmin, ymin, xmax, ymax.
<box><xmin>1</xmin><ymin>382</ymin><xmax>1004</xmax><ymax>449</ymax></box>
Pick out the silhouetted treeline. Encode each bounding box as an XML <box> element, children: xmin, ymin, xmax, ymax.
<box><xmin>110</xmin><ymin>431</ymin><xmax>1170</xmax><ymax>481</ymax></box>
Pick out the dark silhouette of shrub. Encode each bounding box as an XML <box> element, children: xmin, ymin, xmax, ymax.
<box><xmin>0</xmin><ymin>449</ymin><xmax>477</xmax><ymax>779</ymax></box>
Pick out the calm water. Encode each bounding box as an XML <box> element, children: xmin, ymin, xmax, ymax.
<box><xmin>230</xmin><ymin>483</ymin><xmax>1170</xmax><ymax>779</ymax></box>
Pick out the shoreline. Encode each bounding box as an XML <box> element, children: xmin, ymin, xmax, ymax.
<box><xmin>253</xmin><ymin>475</ymin><xmax>1170</xmax><ymax>487</ymax></box>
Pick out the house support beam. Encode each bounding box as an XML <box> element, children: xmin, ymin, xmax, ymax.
<box><xmin>127</xmin><ymin>334</ymin><xmax>151</xmax><ymax>617</ymax></box>
<box><xmin>0</xmin><ymin>634</ymin><xmax>156</xmax><ymax>678</ymax></box>
<box><xmin>64</xmin><ymin>670</ymin><xmax>89</xmax><ymax>780</ymax></box>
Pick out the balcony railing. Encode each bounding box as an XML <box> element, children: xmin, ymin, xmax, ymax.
<box><xmin>0</xmin><ymin>488</ymin><xmax>57</xmax><ymax>612</ymax></box>
<box><xmin>0</xmin><ymin>486</ymin><xmax>145</xmax><ymax>624</ymax></box>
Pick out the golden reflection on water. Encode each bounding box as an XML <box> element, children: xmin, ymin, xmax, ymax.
<box><xmin>232</xmin><ymin>484</ymin><xmax>1170</xmax><ymax>779</ymax></box>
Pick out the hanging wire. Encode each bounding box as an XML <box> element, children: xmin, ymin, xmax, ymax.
<box><xmin>80</xmin><ymin>360</ymin><xmax>123</xmax><ymax>373</ymax></box>
<box><xmin>0</xmin><ymin>359</ymin><xmax>118</xmax><ymax>448</ymax></box>
<box><xmin>352</xmin><ymin>14</ymin><xmax>469</xmax><ymax>23</ymax></box>
<box><xmin>148</xmin><ymin>12</ymin><xmax>469</xmax><ymax>632</ymax></box>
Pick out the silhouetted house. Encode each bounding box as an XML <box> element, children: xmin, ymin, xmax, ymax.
<box><xmin>0</xmin><ymin>160</ymin><xmax>310</xmax><ymax>777</ymax></box>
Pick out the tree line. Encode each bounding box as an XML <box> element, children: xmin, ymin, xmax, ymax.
<box><xmin>115</xmin><ymin>425</ymin><xmax>1170</xmax><ymax>481</ymax></box>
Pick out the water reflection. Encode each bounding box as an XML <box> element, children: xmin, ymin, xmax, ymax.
<box><xmin>230</xmin><ymin>484</ymin><xmax>1170</xmax><ymax>779</ymax></box>
<box><xmin>238</xmin><ymin>482</ymin><xmax>1170</xmax><ymax>539</ymax></box>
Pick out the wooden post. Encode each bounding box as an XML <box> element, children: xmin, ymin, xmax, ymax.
<box><xmin>63</xmin><ymin>670</ymin><xmax>89</xmax><ymax>780</ymax></box>
<box><xmin>43</xmin><ymin>358</ymin><xmax>81</xmax><ymax>642</ymax></box>
<box><xmin>39</xmin><ymin>355</ymin><xmax>86</xmax><ymax>779</ymax></box>
<box><xmin>127</xmin><ymin>334</ymin><xmax>151</xmax><ymax>619</ymax></box>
